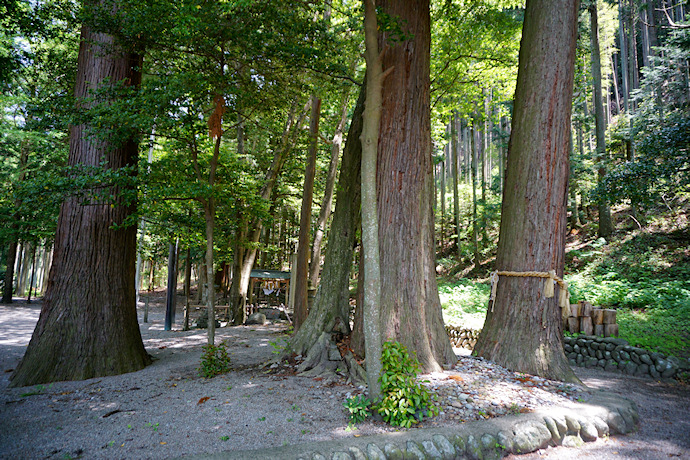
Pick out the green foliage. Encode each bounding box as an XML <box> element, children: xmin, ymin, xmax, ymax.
<box><xmin>198</xmin><ymin>343</ymin><xmax>231</xmax><ymax>378</ymax></box>
<box><xmin>438</xmin><ymin>278</ymin><xmax>489</xmax><ymax>329</ymax></box>
<box><xmin>375</xmin><ymin>340</ymin><xmax>438</xmax><ymax>428</ymax></box>
<box><xmin>342</xmin><ymin>394</ymin><xmax>371</xmax><ymax>425</ymax></box>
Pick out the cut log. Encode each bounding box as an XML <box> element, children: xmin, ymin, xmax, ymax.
<box><xmin>580</xmin><ymin>316</ymin><xmax>593</xmax><ymax>335</ymax></box>
<box><xmin>603</xmin><ymin>309</ymin><xmax>617</xmax><ymax>324</ymax></box>
<box><xmin>580</xmin><ymin>301</ymin><xmax>593</xmax><ymax>317</ymax></box>
<box><xmin>570</xmin><ymin>304</ymin><xmax>580</xmax><ymax>317</ymax></box>
<box><xmin>594</xmin><ymin>324</ymin><xmax>604</xmax><ymax>337</ymax></box>
<box><xmin>604</xmin><ymin>324</ymin><xmax>619</xmax><ymax>337</ymax></box>
<box><xmin>567</xmin><ymin>317</ymin><xmax>580</xmax><ymax>334</ymax></box>
<box><xmin>592</xmin><ymin>308</ymin><xmax>604</xmax><ymax>325</ymax></box>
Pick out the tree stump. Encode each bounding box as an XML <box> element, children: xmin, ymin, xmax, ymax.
<box><xmin>580</xmin><ymin>301</ymin><xmax>593</xmax><ymax>317</ymax></box>
<box><xmin>580</xmin><ymin>316</ymin><xmax>593</xmax><ymax>335</ymax></box>
<box><xmin>594</xmin><ymin>324</ymin><xmax>605</xmax><ymax>337</ymax></box>
<box><xmin>592</xmin><ymin>308</ymin><xmax>604</xmax><ymax>325</ymax></box>
<box><xmin>567</xmin><ymin>317</ymin><xmax>580</xmax><ymax>334</ymax></box>
<box><xmin>603</xmin><ymin>309</ymin><xmax>617</xmax><ymax>324</ymax></box>
<box><xmin>570</xmin><ymin>304</ymin><xmax>580</xmax><ymax>317</ymax></box>
<box><xmin>604</xmin><ymin>324</ymin><xmax>619</xmax><ymax>337</ymax></box>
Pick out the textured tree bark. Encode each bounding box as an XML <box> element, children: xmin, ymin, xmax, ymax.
<box><xmin>376</xmin><ymin>0</ymin><xmax>456</xmax><ymax>372</ymax></box>
<box><xmin>473</xmin><ymin>0</ymin><xmax>580</xmax><ymax>383</ymax></box>
<box><xmin>294</xmin><ymin>96</ymin><xmax>321</xmax><ymax>332</ymax></box>
<box><xmin>590</xmin><ymin>3</ymin><xmax>614</xmax><ymax>237</ymax></box>
<box><xmin>10</xmin><ymin>21</ymin><xmax>151</xmax><ymax>387</ymax></box>
<box><xmin>2</xmin><ymin>148</ymin><xmax>27</xmax><ymax>303</ymax></box>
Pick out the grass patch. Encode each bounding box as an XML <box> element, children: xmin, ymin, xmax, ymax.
<box><xmin>438</xmin><ymin>278</ymin><xmax>489</xmax><ymax>329</ymax></box>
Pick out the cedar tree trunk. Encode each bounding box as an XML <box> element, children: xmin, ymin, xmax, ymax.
<box><xmin>10</xmin><ymin>22</ymin><xmax>151</xmax><ymax>387</ymax></box>
<box><xmin>376</xmin><ymin>0</ymin><xmax>456</xmax><ymax>372</ymax></box>
<box><xmin>473</xmin><ymin>0</ymin><xmax>580</xmax><ymax>383</ymax></box>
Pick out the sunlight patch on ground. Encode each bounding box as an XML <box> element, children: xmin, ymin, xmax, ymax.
<box><xmin>0</xmin><ymin>305</ymin><xmax>40</xmax><ymax>347</ymax></box>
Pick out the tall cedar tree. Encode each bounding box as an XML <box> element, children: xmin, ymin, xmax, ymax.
<box><xmin>473</xmin><ymin>0</ymin><xmax>580</xmax><ymax>383</ymax></box>
<box><xmin>376</xmin><ymin>0</ymin><xmax>456</xmax><ymax>372</ymax></box>
<box><xmin>10</xmin><ymin>15</ymin><xmax>150</xmax><ymax>387</ymax></box>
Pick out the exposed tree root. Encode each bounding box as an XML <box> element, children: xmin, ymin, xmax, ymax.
<box><xmin>296</xmin><ymin>332</ymin><xmax>366</xmax><ymax>386</ymax></box>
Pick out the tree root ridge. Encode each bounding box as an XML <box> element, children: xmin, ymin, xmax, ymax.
<box><xmin>296</xmin><ymin>332</ymin><xmax>366</xmax><ymax>386</ymax></box>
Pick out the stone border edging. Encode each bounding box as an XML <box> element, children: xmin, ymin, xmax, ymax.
<box><xmin>179</xmin><ymin>391</ymin><xmax>637</xmax><ymax>460</ymax></box>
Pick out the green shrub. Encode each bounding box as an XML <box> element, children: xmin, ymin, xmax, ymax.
<box><xmin>375</xmin><ymin>340</ymin><xmax>438</xmax><ymax>428</ymax></box>
<box><xmin>342</xmin><ymin>395</ymin><xmax>371</xmax><ymax>425</ymax></box>
<box><xmin>198</xmin><ymin>343</ymin><xmax>231</xmax><ymax>378</ymax></box>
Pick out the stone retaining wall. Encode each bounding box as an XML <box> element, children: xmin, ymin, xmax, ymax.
<box><xmin>185</xmin><ymin>392</ymin><xmax>638</xmax><ymax>460</ymax></box>
<box><xmin>446</xmin><ymin>327</ymin><xmax>681</xmax><ymax>379</ymax></box>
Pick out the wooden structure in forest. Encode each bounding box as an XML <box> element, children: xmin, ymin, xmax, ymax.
<box><xmin>565</xmin><ymin>301</ymin><xmax>619</xmax><ymax>337</ymax></box>
<box><xmin>248</xmin><ymin>269</ymin><xmax>290</xmax><ymax>309</ymax></box>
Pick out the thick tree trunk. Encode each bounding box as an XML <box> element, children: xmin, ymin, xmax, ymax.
<box><xmin>10</xmin><ymin>22</ymin><xmax>151</xmax><ymax>387</ymax></box>
<box><xmin>473</xmin><ymin>0</ymin><xmax>580</xmax><ymax>383</ymax></box>
<box><xmin>591</xmin><ymin>3</ymin><xmax>614</xmax><ymax>237</ymax></box>
<box><xmin>294</xmin><ymin>96</ymin><xmax>321</xmax><ymax>331</ymax></box>
<box><xmin>376</xmin><ymin>0</ymin><xmax>455</xmax><ymax>372</ymax></box>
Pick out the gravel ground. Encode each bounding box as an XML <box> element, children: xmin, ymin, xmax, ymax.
<box><xmin>1</xmin><ymin>299</ymin><xmax>688</xmax><ymax>460</ymax></box>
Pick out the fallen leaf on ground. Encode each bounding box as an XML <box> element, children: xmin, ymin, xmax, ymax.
<box><xmin>198</xmin><ymin>396</ymin><xmax>210</xmax><ymax>405</ymax></box>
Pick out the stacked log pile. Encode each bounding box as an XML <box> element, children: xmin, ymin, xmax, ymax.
<box><xmin>445</xmin><ymin>326</ymin><xmax>480</xmax><ymax>350</ymax></box>
<box><xmin>565</xmin><ymin>301</ymin><xmax>619</xmax><ymax>337</ymax></box>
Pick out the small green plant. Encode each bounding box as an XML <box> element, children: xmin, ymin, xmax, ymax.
<box><xmin>269</xmin><ymin>339</ymin><xmax>286</xmax><ymax>354</ymax></box>
<box><xmin>198</xmin><ymin>343</ymin><xmax>231</xmax><ymax>378</ymax></box>
<box><xmin>375</xmin><ymin>340</ymin><xmax>438</xmax><ymax>428</ymax></box>
<box><xmin>145</xmin><ymin>422</ymin><xmax>159</xmax><ymax>431</ymax></box>
<box><xmin>342</xmin><ymin>394</ymin><xmax>372</xmax><ymax>425</ymax></box>
<box><xmin>20</xmin><ymin>383</ymin><xmax>53</xmax><ymax>397</ymax></box>
<box><xmin>219</xmin><ymin>435</ymin><xmax>229</xmax><ymax>441</ymax></box>
<box><xmin>258</xmin><ymin>416</ymin><xmax>266</xmax><ymax>421</ymax></box>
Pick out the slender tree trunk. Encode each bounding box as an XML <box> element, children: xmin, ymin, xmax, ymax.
<box><xmin>360</xmin><ymin>0</ymin><xmax>388</xmax><ymax>401</ymax></box>
<box><xmin>376</xmin><ymin>0</ymin><xmax>455</xmax><ymax>372</ymax></box>
<box><xmin>183</xmin><ymin>246</ymin><xmax>191</xmax><ymax>331</ymax></box>
<box><xmin>473</xmin><ymin>0</ymin><xmax>580</xmax><ymax>383</ymax></box>
<box><xmin>471</xmin><ymin>123</ymin><xmax>480</xmax><ymax>266</ymax></box>
<box><xmin>451</xmin><ymin>112</ymin><xmax>460</xmax><ymax>253</ymax></box>
<box><xmin>10</xmin><ymin>18</ymin><xmax>151</xmax><ymax>387</ymax></box>
<box><xmin>26</xmin><ymin>244</ymin><xmax>37</xmax><ymax>303</ymax></box>
<box><xmin>591</xmin><ymin>3</ymin><xmax>614</xmax><ymax>237</ymax></box>
<box><xmin>309</xmin><ymin>89</ymin><xmax>351</xmax><ymax>287</ymax></box>
<box><xmin>294</xmin><ymin>96</ymin><xmax>322</xmax><ymax>332</ymax></box>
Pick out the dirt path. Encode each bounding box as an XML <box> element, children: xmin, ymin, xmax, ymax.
<box><xmin>1</xmin><ymin>300</ymin><xmax>688</xmax><ymax>459</ymax></box>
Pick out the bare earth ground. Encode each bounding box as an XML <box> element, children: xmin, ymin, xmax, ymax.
<box><xmin>1</xmin><ymin>299</ymin><xmax>688</xmax><ymax>460</ymax></box>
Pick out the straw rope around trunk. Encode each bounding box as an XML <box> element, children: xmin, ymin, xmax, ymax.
<box><xmin>489</xmin><ymin>270</ymin><xmax>570</xmax><ymax>328</ymax></box>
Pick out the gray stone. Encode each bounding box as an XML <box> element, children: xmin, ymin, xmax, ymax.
<box><xmin>466</xmin><ymin>435</ymin><xmax>483</xmax><ymax>460</ymax></box>
<box><xmin>366</xmin><ymin>443</ymin><xmax>386</xmax><ymax>460</ymax></box>
<box><xmin>449</xmin><ymin>434</ymin><xmax>466</xmax><ymax>455</ymax></box>
<box><xmin>651</xmin><ymin>352</ymin><xmax>664</xmax><ymax>362</ymax></box>
<box><xmin>623</xmin><ymin>345</ymin><xmax>634</xmax><ymax>352</ymax></box>
<box><xmin>245</xmin><ymin>312</ymin><xmax>267</xmax><ymax>325</ymax></box>
<box><xmin>605</xmin><ymin>359</ymin><xmax>618</xmax><ymax>372</ymax></box>
<box><xmin>565</xmin><ymin>414</ymin><xmax>581</xmax><ymax>434</ymax></box>
<box><xmin>311</xmin><ymin>454</ymin><xmax>327</xmax><ymax>460</ymax></box>
<box><xmin>497</xmin><ymin>431</ymin><xmax>515</xmax><ymax>454</ymax></box>
<box><xmin>331</xmin><ymin>452</ymin><xmax>352</xmax><ymax>460</ymax></box>
<box><xmin>650</xmin><ymin>366</ymin><xmax>661</xmax><ymax>379</ymax></box>
<box><xmin>512</xmin><ymin>421</ymin><xmax>551</xmax><ymax>454</ymax></box>
<box><xmin>561</xmin><ymin>435</ymin><xmax>584</xmax><ymax>448</ymax></box>
<box><xmin>573</xmin><ymin>344</ymin><xmax>580</xmax><ymax>354</ymax></box>
<box><xmin>620</xmin><ymin>351</ymin><xmax>630</xmax><ymax>361</ymax></box>
<box><xmin>480</xmin><ymin>434</ymin><xmax>501</xmax><ymax>460</ymax></box>
<box><xmin>569</xmin><ymin>359</ymin><xmax>577</xmax><ymax>367</ymax></box>
<box><xmin>602</xmin><ymin>337</ymin><xmax>628</xmax><ymax>346</ymax></box>
<box><xmin>596</xmin><ymin>350</ymin><xmax>604</xmax><ymax>360</ymax></box>
<box><xmin>624</xmin><ymin>361</ymin><xmax>638</xmax><ymax>375</ymax></box>
<box><xmin>598</xmin><ymin>359</ymin><xmax>606</xmax><ymax>368</ymax></box>
<box><xmin>606</xmin><ymin>410</ymin><xmax>629</xmax><ymax>434</ymax></box>
<box><xmin>564</xmin><ymin>344</ymin><xmax>573</xmax><ymax>353</ymax></box>
<box><xmin>348</xmin><ymin>446</ymin><xmax>367</xmax><ymax>460</ymax></box>
<box><xmin>611</xmin><ymin>350</ymin><xmax>620</xmax><ymax>361</ymax></box>
<box><xmin>591</xmin><ymin>416</ymin><xmax>610</xmax><ymax>437</ymax></box>
<box><xmin>605</xmin><ymin>343</ymin><xmax>615</xmax><ymax>352</ymax></box>
<box><xmin>586</xmin><ymin>357</ymin><xmax>598</xmax><ymax>368</ymax></box>
<box><xmin>382</xmin><ymin>444</ymin><xmax>403</xmax><ymax>460</ymax></box>
<box><xmin>640</xmin><ymin>354</ymin><xmax>652</xmax><ymax>365</ymax></box>
<box><xmin>636</xmin><ymin>364</ymin><xmax>649</xmax><ymax>376</ymax></box>
<box><xmin>420</xmin><ymin>439</ymin><xmax>442</xmax><ymax>459</ymax></box>
<box><xmin>432</xmin><ymin>434</ymin><xmax>456</xmax><ymax>459</ymax></box>
<box><xmin>579</xmin><ymin>418</ymin><xmax>599</xmax><ymax>442</ymax></box>
<box><xmin>581</xmin><ymin>348</ymin><xmax>589</xmax><ymax>357</ymax></box>
<box><xmin>630</xmin><ymin>352</ymin><xmax>640</xmax><ymax>364</ymax></box>
<box><xmin>404</xmin><ymin>441</ymin><xmax>426</xmax><ymax>460</ymax></box>
<box><xmin>604</xmin><ymin>351</ymin><xmax>612</xmax><ymax>360</ymax></box>
<box><xmin>543</xmin><ymin>416</ymin><xmax>561</xmax><ymax>444</ymax></box>
<box><xmin>576</xmin><ymin>354</ymin><xmax>584</xmax><ymax>365</ymax></box>
<box><xmin>662</xmin><ymin>365</ymin><xmax>677</xmax><ymax>378</ymax></box>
